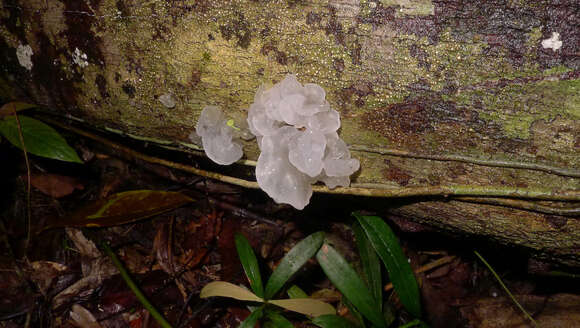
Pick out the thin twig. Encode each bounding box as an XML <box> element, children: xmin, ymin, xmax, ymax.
<box><xmin>384</xmin><ymin>255</ymin><xmax>456</xmax><ymax>292</ymax></box>
<box><xmin>454</xmin><ymin>197</ymin><xmax>580</xmax><ymax>216</ymax></box>
<box><xmin>10</xmin><ymin>105</ymin><xmax>32</xmax><ymax>253</ymax></box>
<box><xmin>102</xmin><ymin>243</ymin><xmax>173</xmax><ymax>328</ymax></box>
<box><xmin>349</xmin><ymin>145</ymin><xmax>580</xmax><ymax>178</ymax></box>
<box><xmin>41</xmin><ymin>117</ymin><xmax>580</xmax><ymax>203</ymax></box>
<box><xmin>474</xmin><ymin>250</ymin><xmax>538</xmax><ymax>327</ymax></box>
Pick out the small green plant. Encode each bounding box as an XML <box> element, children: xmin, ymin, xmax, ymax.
<box><xmin>314</xmin><ymin>213</ymin><xmax>425</xmax><ymax>328</ymax></box>
<box><xmin>201</xmin><ymin>213</ymin><xmax>426</xmax><ymax>327</ymax></box>
<box><xmin>200</xmin><ymin>232</ymin><xmax>334</xmax><ymax>327</ymax></box>
<box><xmin>0</xmin><ymin>102</ymin><xmax>82</xmax><ymax>163</ymax></box>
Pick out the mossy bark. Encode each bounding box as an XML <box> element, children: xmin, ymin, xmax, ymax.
<box><xmin>1</xmin><ymin>0</ymin><xmax>579</xmax><ymax>265</ymax></box>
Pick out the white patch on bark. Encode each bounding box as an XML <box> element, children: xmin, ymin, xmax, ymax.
<box><xmin>158</xmin><ymin>93</ymin><xmax>176</xmax><ymax>108</ymax></box>
<box><xmin>16</xmin><ymin>44</ymin><xmax>34</xmax><ymax>71</ymax></box>
<box><xmin>73</xmin><ymin>48</ymin><xmax>89</xmax><ymax>68</ymax></box>
<box><xmin>541</xmin><ymin>32</ymin><xmax>563</xmax><ymax>51</ymax></box>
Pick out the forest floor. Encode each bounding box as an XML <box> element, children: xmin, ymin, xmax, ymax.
<box><xmin>1</xmin><ymin>120</ymin><xmax>579</xmax><ymax>328</ymax></box>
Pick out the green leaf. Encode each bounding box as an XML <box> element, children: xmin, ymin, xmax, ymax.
<box><xmin>287</xmin><ymin>285</ymin><xmax>308</xmax><ymax>299</ymax></box>
<box><xmin>316</xmin><ymin>243</ymin><xmax>386</xmax><ymax>328</ymax></box>
<box><xmin>239</xmin><ymin>307</ymin><xmax>264</xmax><ymax>328</ymax></box>
<box><xmin>268</xmin><ymin>298</ymin><xmax>335</xmax><ymax>317</ymax></box>
<box><xmin>0</xmin><ymin>115</ymin><xmax>82</xmax><ymax>163</ymax></box>
<box><xmin>264</xmin><ymin>311</ymin><xmax>294</xmax><ymax>328</ymax></box>
<box><xmin>353</xmin><ymin>213</ymin><xmax>421</xmax><ymax>318</ymax></box>
<box><xmin>398</xmin><ymin>319</ymin><xmax>429</xmax><ymax>328</ymax></box>
<box><xmin>265</xmin><ymin>231</ymin><xmax>325</xmax><ymax>299</ymax></box>
<box><xmin>235</xmin><ymin>233</ymin><xmax>265</xmax><ymax>298</ymax></box>
<box><xmin>342</xmin><ymin>296</ymin><xmax>366</xmax><ymax>328</ymax></box>
<box><xmin>43</xmin><ymin>190</ymin><xmax>194</xmax><ymax>230</ymax></box>
<box><xmin>312</xmin><ymin>314</ymin><xmax>358</xmax><ymax>328</ymax></box>
<box><xmin>353</xmin><ymin>221</ymin><xmax>383</xmax><ymax>311</ymax></box>
<box><xmin>200</xmin><ymin>281</ymin><xmax>263</xmax><ymax>302</ymax></box>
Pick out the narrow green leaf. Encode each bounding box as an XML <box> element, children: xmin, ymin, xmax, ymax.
<box><xmin>312</xmin><ymin>314</ymin><xmax>357</xmax><ymax>328</ymax></box>
<box><xmin>200</xmin><ymin>281</ymin><xmax>263</xmax><ymax>302</ymax></box>
<box><xmin>239</xmin><ymin>307</ymin><xmax>264</xmax><ymax>328</ymax></box>
<box><xmin>0</xmin><ymin>116</ymin><xmax>82</xmax><ymax>163</ymax></box>
<box><xmin>353</xmin><ymin>221</ymin><xmax>383</xmax><ymax>311</ymax></box>
<box><xmin>316</xmin><ymin>243</ymin><xmax>386</xmax><ymax>328</ymax></box>
<box><xmin>43</xmin><ymin>190</ymin><xmax>194</xmax><ymax>230</ymax></box>
<box><xmin>235</xmin><ymin>233</ymin><xmax>264</xmax><ymax>298</ymax></box>
<box><xmin>264</xmin><ymin>311</ymin><xmax>294</xmax><ymax>328</ymax></box>
<box><xmin>342</xmin><ymin>296</ymin><xmax>366</xmax><ymax>328</ymax></box>
<box><xmin>287</xmin><ymin>285</ymin><xmax>308</xmax><ymax>299</ymax></box>
<box><xmin>265</xmin><ymin>231</ymin><xmax>324</xmax><ymax>299</ymax></box>
<box><xmin>353</xmin><ymin>213</ymin><xmax>421</xmax><ymax>318</ymax></box>
<box><xmin>268</xmin><ymin>298</ymin><xmax>335</xmax><ymax>317</ymax></box>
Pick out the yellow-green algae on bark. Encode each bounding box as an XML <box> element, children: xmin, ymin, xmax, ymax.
<box><xmin>1</xmin><ymin>0</ymin><xmax>580</xmax><ymax>266</ymax></box>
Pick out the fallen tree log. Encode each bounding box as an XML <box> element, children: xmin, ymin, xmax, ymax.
<box><xmin>1</xmin><ymin>0</ymin><xmax>579</xmax><ymax>265</ymax></box>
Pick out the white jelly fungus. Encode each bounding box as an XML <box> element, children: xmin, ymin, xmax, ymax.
<box><xmin>248</xmin><ymin>74</ymin><xmax>359</xmax><ymax>209</ymax></box>
<box><xmin>196</xmin><ymin>75</ymin><xmax>359</xmax><ymax>210</ymax></box>
<box><xmin>195</xmin><ymin>106</ymin><xmax>243</xmax><ymax>165</ymax></box>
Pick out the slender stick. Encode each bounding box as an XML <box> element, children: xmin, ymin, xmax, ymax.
<box><xmin>10</xmin><ymin>105</ymin><xmax>32</xmax><ymax>252</ymax></box>
<box><xmin>349</xmin><ymin>145</ymin><xmax>580</xmax><ymax>178</ymax></box>
<box><xmin>42</xmin><ymin>117</ymin><xmax>580</xmax><ymax>202</ymax></box>
<box><xmin>474</xmin><ymin>251</ymin><xmax>538</xmax><ymax>327</ymax></box>
<box><xmin>103</xmin><ymin>243</ymin><xmax>173</xmax><ymax>328</ymax></box>
<box><xmin>454</xmin><ymin>197</ymin><xmax>580</xmax><ymax>216</ymax></box>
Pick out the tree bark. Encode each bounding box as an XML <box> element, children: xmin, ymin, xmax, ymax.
<box><xmin>1</xmin><ymin>0</ymin><xmax>579</xmax><ymax>265</ymax></box>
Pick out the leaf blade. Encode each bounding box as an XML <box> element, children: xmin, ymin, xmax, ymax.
<box><xmin>43</xmin><ymin>190</ymin><xmax>193</xmax><ymax>230</ymax></box>
<box><xmin>287</xmin><ymin>285</ymin><xmax>309</xmax><ymax>299</ymax></box>
<box><xmin>265</xmin><ymin>231</ymin><xmax>325</xmax><ymax>299</ymax></box>
<box><xmin>312</xmin><ymin>314</ymin><xmax>357</xmax><ymax>328</ymax></box>
<box><xmin>0</xmin><ymin>116</ymin><xmax>82</xmax><ymax>163</ymax></box>
<box><xmin>239</xmin><ymin>307</ymin><xmax>264</xmax><ymax>328</ymax></box>
<box><xmin>353</xmin><ymin>221</ymin><xmax>383</xmax><ymax>311</ymax></box>
<box><xmin>235</xmin><ymin>233</ymin><xmax>265</xmax><ymax>298</ymax></box>
<box><xmin>316</xmin><ymin>243</ymin><xmax>386</xmax><ymax>327</ymax></box>
<box><xmin>200</xmin><ymin>281</ymin><xmax>263</xmax><ymax>302</ymax></box>
<box><xmin>264</xmin><ymin>311</ymin><xmax>294</xmax><ymax>328</ymax></box>
<box><xmin>353</xmin><ymin>213</ymin><xmax>421</xmax><ymax>318</ymax></box>
<box><xmin>268</xmin><ymin>298</ymin><xmax>335</xmax><ymax>317</ymax></box>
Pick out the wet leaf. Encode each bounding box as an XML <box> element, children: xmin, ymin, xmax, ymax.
<box><xmin>239</xmin><ymin>307</ymin><xmax>264</xmax><ymax>328</ymax></box>
<box><xmin>264</xmin><ymin>311</ymin><xmax>294</xmax><ymax>328</ymax></box>
<box><xmin>353</xmin><ymin>213</ymin><xmax>421</xmax><ymax>318</ymax></box>
<box><xmin>30</xmin><ymin>173</ymin><xmax>84</xmax><ymax>198</ymax></box>
<box><xmin>200</xmin><ymin>281</ymin><xmax>263</xmax><ymax>302</ymax></box>
<box><xmin>0</xmin><ymin>115</ymin><xmax>82</xmax><ymax>163</ymax></box>
<box><xmin>265</xmin><ymin>231</ymin><xmax>324</xmax><ymax>299</ymax></box>
<box><xmin>312</xmin><ymin>314</ymin><xmax>357</xmax><ymax>328</ymax></box>
<box><xmin>44</xmin><ymin>190</ymin><xmax>193</xmax><ymax>229</ymax></box>
<box><xmin>287</xmin><ymin>285</ymin><xmax>308</xmax><ymax>299</ymax></box>
<box><xmin>235</xmin><ymin>233</ymin><xmax>265</xmax><ymax>298</ymax></box>
<box><xmin>268</xmin><ymin>298</ymin><xmax>335</xmax><ymax>317</ymax></box>
<box><xmin>316</xmin><ymin>243</ymin><xmax>386</xmax><ymax>328</ymax></box>
<box><xmin>353</xmin><ymin>221</ymin><xmax>382</xmax><ymax>311</ymax></box>
<box><xmin>69</xmin><ymin>304</ymin><xmax>101</xmax><ymax>328</ymax></box>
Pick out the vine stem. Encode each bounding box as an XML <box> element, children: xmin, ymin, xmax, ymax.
<box><xmin>42</xmin><ymin>117</ymin><xmax>580</xmax><ymax>203</ymax></box>
<box><xmin>103</xmin><ymin>243</ymin><xmax>173</xmax><ymax>328</ymax></box>
<box><xmin>349</xmin><ymin>144</ymin><xmax>580</xmax><ymax>178</ymax></box>
<box><xmin>474</xmin><ymin>251</ymin><xmax>538</xmax><ymax>327</ymax></box>
<box><xmin>10</xmin><ymin>105</ymin><xmax>32</xmax><ymax>253</ymax></box>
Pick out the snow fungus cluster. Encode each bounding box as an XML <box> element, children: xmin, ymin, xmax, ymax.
<box><xmin>195</xmin><ymin>74</ymin><xmax>359</xmax><ymax>210</ymax></box>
